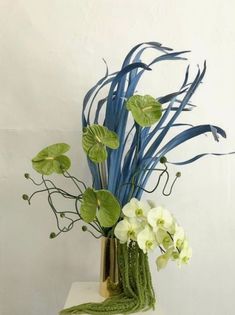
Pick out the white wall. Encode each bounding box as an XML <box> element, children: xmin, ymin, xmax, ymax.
<box><xmin>0</xmin><ymin>1</ymin><xmax>235</xmax><ymax>315</ymax></box>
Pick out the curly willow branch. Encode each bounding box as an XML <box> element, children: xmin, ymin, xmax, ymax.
<box><xmin>60</xmin><ymin>241</ymin><xmax>155</xmax><ymax>315</ymax></box>
<box><xmin>25</xmin><ymin>174</ymin><xmax>103</xmax><ymax>238</ymax></box>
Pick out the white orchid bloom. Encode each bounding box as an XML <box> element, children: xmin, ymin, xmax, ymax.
<box><xmin>114</xmin><ymin>217</ymin><xmax>141</xmax><ymax>244</ymax></box>
<box><xmin>122</xmin><ymin>198</ymin><xmax>151</xmax><ymax>219</ymax></box>
<box><xmin>156</xmin><ymin>248</ymin><xmax>173</xmax><ymax>271</ymax></box>
<box><xmin>137</xmin><ymin>225</ymin><xmax>157</xmax><ymax>253</ymax></box>
<box><xmin>156</xmin><ymin>229</ymin><xmax>173</xmax><ymax>250</ymax></box>
<box><xmin>173</xmin><ymin>225</ymin><xmax>185</xmax><ymax>250</ymax></box>
<box><xmin>147</xmin><ymin>206</ymin><xmax>173</xmax><ymax>232</ymax></box>
<box><xmin>177</xmin><ymin>240</ymin><xmax>192</xmax><ymax>266</ymax></box>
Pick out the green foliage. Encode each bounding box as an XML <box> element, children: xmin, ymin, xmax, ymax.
<box><xmin>126</xmin><ymin>95</ymin><xmax>162</xmax><ymax>127</ymax></box>
<box><xmin>32</xmin><ymin>143</ymin><xmax>71</xmax><ymax>175</ymax></box>
<box><xmin>80</xmin><ymin>188</ymin><xmax>121</xmax><ymax>227</ymax></box>
<box><xmin>80</xmin><ymin>188</ymin><xmax>97</xmax><ymax>222</ymax></box>
<box><xmin>96</xmin><ymin>190</ymin><xmax>120</xmax><ymax>227</ymax></box>
<box><xmin>82</xmin><ymin>124</ymin><xmax>119</xmax><ymax>163</ymax></box>
<box><xmin>60</xmin><ymin>242</ymin><xmax>155</xmax><ymax>315</ymax></box>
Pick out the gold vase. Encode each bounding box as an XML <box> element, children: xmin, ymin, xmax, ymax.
<box><xmin>99</xmin><ymin>237</ymin><xmax>120</xmax><ymax>298</ymax></box>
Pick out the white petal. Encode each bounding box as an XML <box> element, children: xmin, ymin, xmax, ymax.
<box><xmin>122</xmin><ymin>198</ymin><xmax>151</xmax><ymax>219</ymax></box>
<box><xmin>148</xmin><ymin>206</ymin><xmax>174</xmax><ymax>231</ymax></box>
<box><xmin>156</xmin><ymin>229</ymin><xmax>172</xmax><ymax>249</ymax></box>
<box><xmin>161</xmin><ymin>208</ymin><xmax>173</xmax><ymax>228</ymax></box>
<box><xmin>122</xmin><ymin>202</ymin><xmax>136</xmax><ymax>218</ymax></box>
<box><xmin>137</xmin><ymin>226</ymin><xmax>157</xmax><ymax>253</ymax></box>
<box><xmin>178</xmin><ymin>245</ymin><xmax>192</xmax><ymax>266</ymax></box>
<box><xmin>137</xmin><ymin>200</ymin><xmax>151</xmax><ymax>216</ymax></box>
<box><xmin>156</xmin><ymin>248</ymin><xmax>173</xmax><ymax>271</ymax></box>
<box><xmin>147</xmin><ymin>208</ymin><xmax>159</xmax><ymax>228</ymax></box>
<box><xmin>174</xmin><ymin>226</ymin><xmax>185</xmax><ymax>248</ymax></box>
<box><xmin>156</xmin><ymin>254</ymin><xmax>168</xmax><ymax>271</ymax></box>
<box><xmin>114</xmin><ymin>219</ymin><xmax>130</xmax><ymax>243</ymax></box>
<box><xmin>127</xmin><ymin>217</ymin><xmax>142</xmax><ymax>240</ymax></box>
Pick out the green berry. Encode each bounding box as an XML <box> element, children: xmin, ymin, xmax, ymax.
<box><xmin>50</xmin><ymin>232</ymin><xmax>56</xmax><ymax>239</ymax></box>
<box><xmin>160</xmin><ymin>156</ymin><xmax>167</xmax><ymax>164</ymax></box>
<box><xmin>22</xmin><ymin>194</ymin><xmax>29</xmax><ymax>200</ymax></box>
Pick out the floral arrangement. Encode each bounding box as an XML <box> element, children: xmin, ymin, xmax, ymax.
<box><xmin>23</xmin><ymin>41</ymin><xmax>232</xmax><ymax>315</ymax></box>
<box><xmin>115</xmin><ymin>198</ymin><xmax>191</xmax><ymax>270</ymax></box>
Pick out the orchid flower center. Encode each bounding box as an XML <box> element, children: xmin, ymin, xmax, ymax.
<box><xmin>128</xmin><ymin>230</ymin><xmax>135</xmax><ymax>238</ymax></box>
<box><xmin>163</xmin><ymin>236</ymin><xmax>171</xmax><ymax>248</ymax></box>
<box><xmin>145</xmin><ymin>240</ymin><xmax>153</xmax><ymax>250</ymax></box>
<box><xmin>172</xmin><ymin>252</ymin><xmax>179</xmax><ymax>260</ymax></box>
<box><xmin>135</xmin><ymin>208</ymin><xmax>143</xmax><ymax>217</ymax></box>
<box><xmin>176</xmin><ymin>239</ymin><xmax>183</xmax><ymax>248</ymax></box>
<box><xmin>182</xmin><ymin>256</ymin><xmax>190</xmax><ymax>264</ymax></box>
<box><xmin>157</xmin><ymin>218</ymin><xmax>165</xmax><ymax>227</ymax></box>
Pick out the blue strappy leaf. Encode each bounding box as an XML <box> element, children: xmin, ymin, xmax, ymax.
<box><xmin>168</xmin><ymin>151</ymin><xmax>235</xmax><ymax>165</ymax></box>
<box><xmin>81</xmin><ymin>42</ymin><xmax>232</xmax><ymax>206</ymax></box>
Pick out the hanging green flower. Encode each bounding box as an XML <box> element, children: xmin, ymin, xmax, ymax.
<box><xmin>126</xmin><ymin>95</ymin><xmax>162</xmax><ymax>127</ymax></box>
<box><xmin>32</xmin><ymin>143</ymin><xmax>71</xmax><ymax>175</ymax></box>
<box><xmin>80</xmin><ymin>187</ymin><xmax>121</xmax><ymax>227</ymax></box>
<box><xmin>82</xmin><ymin>124</ymin><xmax>119</xmax><ymax>163</ymax></box>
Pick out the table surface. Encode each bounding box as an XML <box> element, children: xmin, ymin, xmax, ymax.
<box><xmin>64</xmin><ymin>282</ymin><xmax>165</xmax><ymax>314</ymax></box>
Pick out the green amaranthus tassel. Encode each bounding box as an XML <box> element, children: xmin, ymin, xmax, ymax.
<box><xmin>60</xmin><ymin>241</ymin><xmax>156</xmax><ymax>315</ymax></box>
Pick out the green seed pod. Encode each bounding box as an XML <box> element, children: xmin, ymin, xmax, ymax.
<box><xmin>22</xmin><ymin>194</ymin><xmax>29</xmax><ymax>200</ymax></box>
<box><xmin>82</xmin><ymin>225</ymin><xmax>88</xmax><ymax>232</ymax></box>
<box><xmin>49</xmin><ymin>232</ymin><xmax>56</xmax><ymax>239</ymax></box>
<box><xmin>176</xmin><ymin>172</ymin><xmax>181</xmax><ymax>177</ymax></box>
<box><xmin>160</xmin><ymin>156</ymin><xmax>167</xmax><ymax>164</ymax></box>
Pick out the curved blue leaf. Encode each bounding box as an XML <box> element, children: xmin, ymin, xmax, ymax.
<box><xmin>149</xmin><ymin>51</ymin><xmax>190</xmax><ymax>67</ymax></box>
<box><xmin>168</xmin><ymin>151</ymin><xmax>235</xmax><ymax>165</ymax></box>
<box><xmin>134</xmin><ymin>123</ymin><xmax>226</xmax><ymax>200</ymax></box>
<box><xmin>158</xmin><ymin>89</ymin><xmax>188</xmax><ymax>104</ymax></box>
<box><xmin>181</xmin><ymin>65</ymin><xmax>190</xmax><ymax>89</ymax></box>
<box><xmin>87</xmin><ymin>76</ymin><xmax>115</xmax><ymax>125</ymax></box>
<box><xmin>105</xmin><ymin>62</ymin><xmax>151</xmax><ymax>131</ymax></box>
<box><xmin>82</xmin><ymin>72</ymin><xmax>116</xmax><ymax>126</ymax></box>
<box><xmin>141</xmin><ymin>62</ymin><xmax>206</xmax><ymax>166</ymax></box>
<box><xmin>157</xmin><ymin>124</ymin><xmax>226</xmax><ymax>157</ymax></box>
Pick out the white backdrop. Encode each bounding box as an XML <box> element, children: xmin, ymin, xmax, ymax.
<box><xmin>0</xmin><ymin>1</ymin><xmax>235</xmax><ymax>315</ymax></box>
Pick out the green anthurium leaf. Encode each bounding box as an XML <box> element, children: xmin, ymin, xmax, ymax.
<box><xmin>102</xmin><ymin>130</ymin><xmax>120</xmax><ymax>149</ymax></box>
<box><xmin>82</xmin><ymin>124</ymin><xmax>119</xmax><ymax>163</ymax></box>
<box><xmin>32</xmin><ymin>143</ymin><xmax>70</xmax><ymax>161</ymax></box>
<box><xmin>53</xmin><ymin>156</ymin><xmax>71</xmax><ymax>174</ymax></box>
<box><xmin>32</xmin><ymin>159</ymin><xmax>55</xmax><ymax>175</ymax></box>
<box><xmin>88</xmin><ymin>143</ymin><xmax>107</xmax><ymax>163</ymax></box>
<box><xmin>95</xmin><ymin>190</ymin><xmax>121</xmax><ymax>227</ymax></box>
<box><xmin>80</xmin><ymin>188</ymin><xmax>97</xmax><ymax>223</ymax></box>
<box><xmin>32</xmin><ymin>143</ymin><xmax>71</xmax><ymax>175</ymax></box>
<box><xmin>80</xmin><ymin>188</ymin><xmax>121</xmax><ymax>227</ymax></box>
<box><xmin>126</xmin><ymin>95</ymin><xmax>162</xmax><ymax>127</ymax></box>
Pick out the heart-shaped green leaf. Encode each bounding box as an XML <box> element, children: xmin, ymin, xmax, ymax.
<box><xmin>126</xmin><ymin>95</ymin><xmax>162</xmax><ymax>127</ymax></box>
<box><xmin>32</xmin><ymin>143</ymin><xmax>71</xmax><ymax>175</ymax></box>
<box><xmin>80</xmin><ymin>188</ymin><xmax>97</xmax><ymax>223</ymax></box>
<box><xmin>80</xmin><ymin>188</ymin><xmax>121</xmax><ymax>227</ymax></box>
<box><xmin>82</xmin><ymin>124</ymin><xmax>119</xmax><ymax>163</ymax></box>
<box><xmin>95</xmin><ymin>190</ymin><xmax>121</xmax><ymax>227</ymax></box>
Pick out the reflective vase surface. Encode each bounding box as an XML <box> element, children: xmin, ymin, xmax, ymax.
<box><xmin>99</xmin><ymin>237</ymin><xmax>120</xmax><ymax>298</ymax></box>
